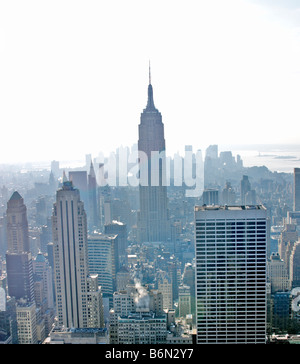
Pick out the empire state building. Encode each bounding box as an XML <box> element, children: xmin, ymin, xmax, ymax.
<box><xmin>137</xmin><ymin>68</ymin><xmax>170</xmax><ymax>243</ymax></box>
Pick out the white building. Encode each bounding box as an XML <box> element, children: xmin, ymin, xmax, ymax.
<box><xmin>87</xmin><ymin>232</ymin><xmax>118</xmax><ymax>298</ymax></box>
<box><xmin>117</xmin><ymin>311</ymin><xmax>167</xmax><ymax>344</ymax></box>
<box><xmin>195</xmin><ymin>205</ymin><xmax>267</xmax><ymax>344</ymax></box>
<box><xmin>44</xmin><ymin>326</ymin><xmax>108</xmax><ymax>344</ymax></box>
<box><xmin>16</xmin><ymin>301</ymin><xmax>38</xmax><ymax>344</ymax></box>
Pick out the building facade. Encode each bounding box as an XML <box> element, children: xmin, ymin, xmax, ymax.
<box><xmin>195</xmin><ymin>205</ymin><xmax>267</xmax><ymax>344</ymax></box>
<box><xmin>117</xmin><ymin>311</ymin><xmax>167</xmax><ymax>344</ymax></box>
<box><xmin>16</xmin><ymin>301</ymin><xmax>38</xmax><ymax>344</ymax></box>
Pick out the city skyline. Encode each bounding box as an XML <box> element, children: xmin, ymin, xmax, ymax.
<box><xmin>1</xmin><ymin>0</ymin><xmax>300</xmax><ymax>346</ymax></box>
<box><xmin>0</xmin><ymin>0</ymin><xmax>300</xmax><ymax>164</ymax></box>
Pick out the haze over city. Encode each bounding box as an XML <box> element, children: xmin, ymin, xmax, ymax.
<box><xmin>0</xmin><ymin>0</ymin><xmax>300</xmax><ymax>164</ymax></box>
<box><xmin>2</xmin><ymin>0</ymin><xmax>300</xmax><ymax>348</ymax></box>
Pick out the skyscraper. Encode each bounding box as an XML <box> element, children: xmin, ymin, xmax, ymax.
<box><xmin>87</xmin><ymin>232</ymin><xmax>119</xmax><ymax>298</ymax></box>
<box><xmin>137</xmin><ymin>66</ymin><xmax>170</xmax><ymax>243</ymax></box>
<box><xmin>88</xmin><ymin>161</ymin><xmax>99</xmax><ymax>231</ymax></box>
<box><xmin>294</xmin><ymin>168</ymin><xmax>300</xmax><ymax>211</ymax></box>
<box><xmin>6</xmin><ymin>192</ymin><xmax>35</xmax><ymax>303</ymax></box>
<box><xmin>52</xmin><ymin>180</ymin><xmax>90</xmax><ymax>328</ymax></box>
<box><xmin>6</xmin><ymin>191</ymin><xmax>29</xmax><ymax>254</ymax></box>
<box><xmin>105</xmin><ymin>220</ymin><xmax>127</xmax><ymax>268</ymax></box>
<box><xmin>240</xmin><ymin>175</ymin><xmax>251</xmax><ymax>205</ymax></box>
<box><xmin>195</xmin><ymin>205</ymin><xmax>267</xmax><ymax>344</ymax></box>
<box><xmin>69</xmin><ymin>170</ymin><xmax>88</xmax><ymax>214</ymax></box>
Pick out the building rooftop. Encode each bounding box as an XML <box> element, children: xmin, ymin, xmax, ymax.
<box><xmin>195</xmin><ymin>205</ymin><xmax>266</xmax><ymax>212</ymax></box>
<box><xmin>9</xmin><ymin>191</ymin><xmax>22</xmax><ymax>201</ymax></box>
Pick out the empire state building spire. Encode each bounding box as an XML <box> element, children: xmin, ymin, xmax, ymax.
<box><xmin>145</xmin><ymin>62</ymin><xmax>157</xmax><ymax>112</ymax></box>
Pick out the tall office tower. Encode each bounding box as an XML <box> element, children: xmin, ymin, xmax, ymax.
<box><xmin>68</xmin><ymin>170</ymin><xmax>88</xmax><ymax>214</ymax></box>
<box><xmin>51</xmin><ymin>160</ymin><xmax>60</xmax><ymax>178</ymax></box>
<box><xmin>205</xmin><ymin>145</ymin><xmax>218</xmax><ymax>160</ymax></box>
<box><xmin>0</xmin><ymin>296</ymin><xmax>18</xmax><ymax>344</ymax></box>
<box><xmin>105</xmin><ymin>220</ymin><xmax>127</xmax><ymax>268</ymax></box>
<box><xmin>6</xmin><ymin>253</ymin><xmax>35</xmax><ymax>303</ymax></box>
<box><xmin>240</xmin><ymin>175</ymin><xmax>251</xmax><ymax>205</ymax></box>
<box><xmin>245</xmin><ymin>190</ymin><xmax>257</xmax><ymax>205</ymax></box>
<box><xmin>195</xmin><ymin>205</ymin><xmax>267</xmax><ymax>344</ymax></box>
<box><xmin>221</xmin><ymin>181</ymin><xmax>236</xmax><ymax>205</ymax></box>
<box><xmin>87</xmin><ymin>232</ymin><xmax>119</xmax><ymax>298</ymax></box>
<box><xmin>294</xmin><ymin>168</ymin><xmax>300</xmax><ymax>211</ymax></box>
<box><xmin>52</xmin><ymin>180</ymin><xmax>90</xmax><ymax>328</ymax></box>
<box><xmin>289</xmin><ymin>240</ymin><xmax>300</xmax><ymax>288</ymax></box>
<box><xmin>278</xmin><ymin>223</ymin><xmax>298</xmax><ymax>274</ymax></box>
<box><xmin>0</xmin><ymin>215</ymin><xmax>7</xmax><ymax>258</ymax></box>
<box><xmin>33</xmin><ymin>252</ymin><xmax>54</xmax><ymax>309</ymax></box>
<box><xmin>88</xmin><ymin>161</ymin><xmax>98</xmax><ymax>231</ymax></box>
<box><xmin>137</xmin><ymin>67</ymin><xmax>170</xmax><ymax>243</ymax></box>
<box><xmin>6</xmin><ymin>191</ymin><xmax>29</xmax><ymax>254</ymax></box>
<box><xmin>6</xmin><ymin>192</ymin><xmax>35</xmax><ymax>303</ymax></box>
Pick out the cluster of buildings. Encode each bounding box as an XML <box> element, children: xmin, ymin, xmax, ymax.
<box><xmin>0</xmin><ymin>71</ymin><xmax>300</xmax><ymax>344</ymax></box>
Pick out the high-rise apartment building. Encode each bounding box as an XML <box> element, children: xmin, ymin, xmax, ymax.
<box><xmin>294</xmin><ymin>168</ymin><xmax>300</xmax><ymax>211</ymax></box>
<box><xmin>137</xmin><ymin>68</ymin><xmax>170</xmax><ymax>243</ymax></box>
<box><xmin>52</xmin><ymin>180</ymin><xmax>90</xmax><ymax>328</ymax></box>
<box><xmin>195</xmin><ymin>205</ymin><xmax>267</xmax><ymax>344</ymax></box>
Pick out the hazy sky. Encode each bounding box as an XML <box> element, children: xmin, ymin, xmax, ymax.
<box><xmin>0</xmin><ymin>0</ymin><xmax>300</xmax><ymax>164</ymax></box>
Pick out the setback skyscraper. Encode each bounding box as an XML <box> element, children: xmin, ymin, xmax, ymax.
<box><xmin>52</xmin><ymin>180</ymin><xmax>90</xmax><ymax>328</ymax></box>
<box><xmin>6</xmin><ymin>191</ymin><xmax>34</xmax><ymax>303</ymax></box>
<box><xmin>6</xmin><ymin>191</ymin><xmax>29</xmax><ymax>254</ymax></box>
<box><xmin>137</xmin><ymin>67</ymin><xmax>170</xmax><ymax>243</ymax></box>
